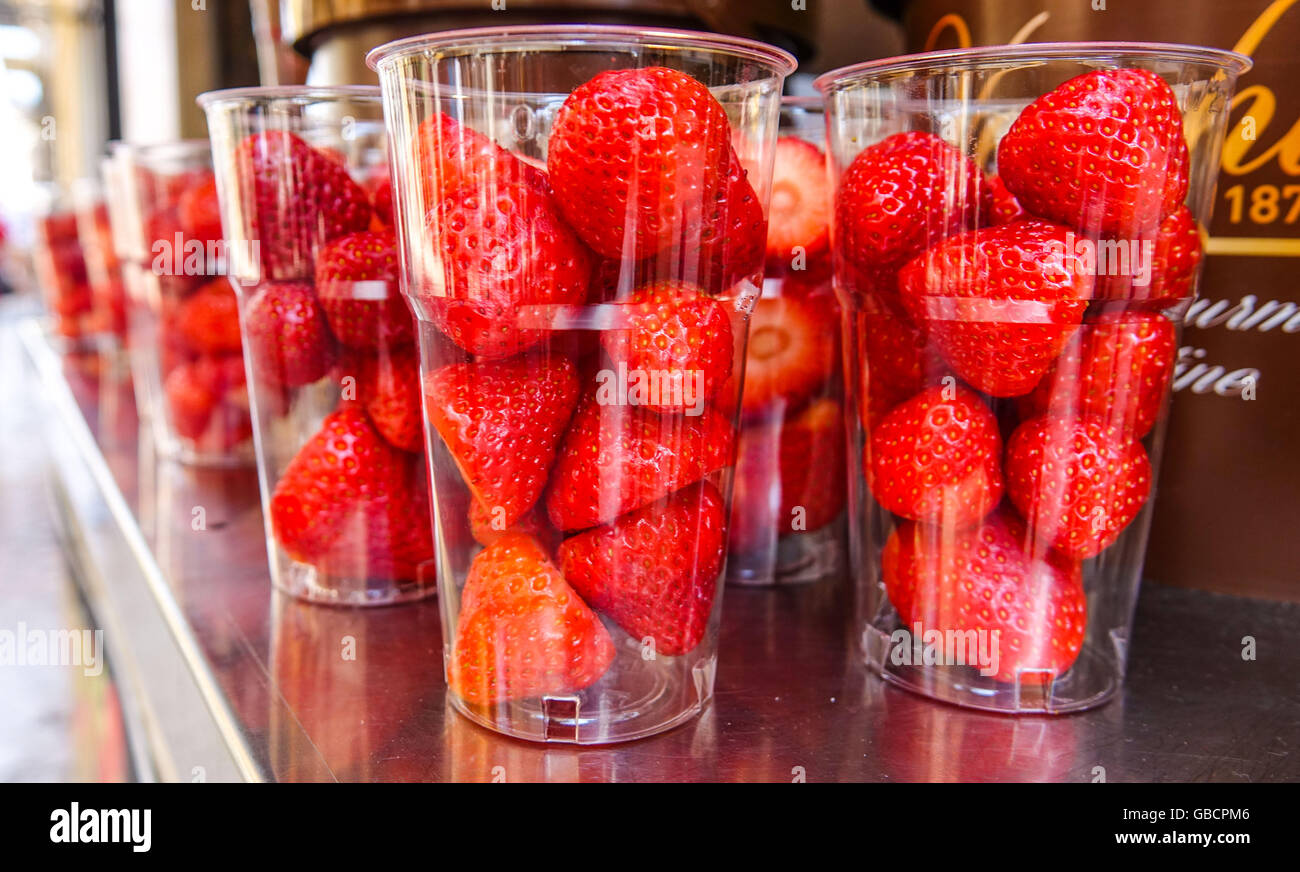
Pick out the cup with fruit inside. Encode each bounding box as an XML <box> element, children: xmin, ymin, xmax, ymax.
<box><xmin>817</xmin><ymin>43</ymin><xmax>1250</xmax><ymax>713</ymax></box>
<box><xmin>371</xmin><ymin>26</ymin><xmax>794</xmax><ymax>742</ymax></box>
<box><xmin>199</xmin><ymin>88</ymin><xmax>435</xmax><ymax>605</ymax></box>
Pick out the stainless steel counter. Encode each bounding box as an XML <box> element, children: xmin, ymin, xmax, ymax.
<box><xmin>22</xmin><ymin>319</ymin><xmax>1300</xmax><ymax>782</ymax></box>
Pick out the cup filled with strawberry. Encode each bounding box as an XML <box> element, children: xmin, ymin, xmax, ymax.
<box><xmin>817</xmin><ymin>44</ymin><xmax>1250</xmax><ymax>712</ymax></box>
<box><xmin>33</xmin><ymin>199</ymin><xmax>100</xmax><ymax>344</ymax></box>
<box><xmin>728</xmin><ymin>96</ymin><xmax>847</xmax><ymax>586</ymax></box>
<box><xmin>370</xmin><ymin>26</ymin><xmax>794</xmax><ymax>742</ymax></box>
<box><xmin>73</xmin><ymin>177</ymin><xmax>129</xmax><ymax>345</ymax></box>
<box><xmin>198</xmin><ymin>86</ymin><xmax>435</xmax><ymax>606</ymax></box>
<box><xmin>118</xmin><ymin>141</ymin><xmax>255</xmax><ymax>467</ymax></box>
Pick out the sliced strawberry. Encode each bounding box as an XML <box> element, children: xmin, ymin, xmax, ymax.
<box><xmin>426</xmin><ymin>179</ymin><xmax>593</xmax><ymax>358</ymax></box>
<box><xmin>547</xmin><ymin>66</ymin><xmax>733</xmax><ymax>260</ymax></box>
<box><xmin>558</xmin><ymin>481</ymin><xmax>725</xmax><ymax>657</ymax></box>
<box><xmin>834</xmin><ymin>131</ymin><xmax>983</xmax><ymax>274</ymax></box>
<box><xmin>883</xmin><ymin>510</ymin><xmax>1087</xmax><ymax>683</ymax></box>
<box><xmin>1005</xmin><ymin>414</ymin><xmax>1153</xmax><ymax>560</ymax></box>
<box><xmin>269</xmin><ymin>407</ymin><xmax>434</xmax><ymax>581</ymax></box>
<box><xmin>315</xmin><ymin>229</ymin><xmax>413</xmax><ymax>350</ymax></box>
<box><xmin>425</xmin><ymin>353</ymin><xmax>579</xmax><ymax>529</ymax></box>
<box><xmin>997</xmin><ymin>68</ymin><xmax>1189</xmax><ymax>236</ymax></box>
<box><xmin>898</xmin><ymin>219</ymin><xmax>1092</xmax><ymax>397</ymax></box>
<box><xmin>600</xmin><ymin>280</ymin><xmax>734</xmax><ymax>413</ymax></box>
<box><xmin>233</xmin><ymin>131</ymin><xmax>372</xmax><ymax>279</ymax></box>
<box><xmin>546</xmin><ymin>396</ymin><xmax>734</xmax><ymax>531</ymax></box>
<box><xmin>359</xmin><ymin>346</ymin><xmax>423</xmax><ymax>453</ymax></box>
<box><xmin>242</xmin><ymin>281</ymin><xmax>338</xmax><ymax>387</ymax></box>
<box><xmin>766</xmin><ymin>136</ymin><xmax>830</xmax><ymax>275</ymax></box>
<box><xmin>1022</xmin><ymin>311</ymin><xmax>1176</xmax><ymax>439</ymax></box>
<box><xmin>868</xmin><ymin>384</ymin><xmax>1004</xmax><ymax>527</ymax></box>
<box><xmin>175</xmin><ymin>279</ymin><xmax>243</xmax><ymax>354</ymax></box>
<box><xmin>740</xmin><ymin>293</ymin><xmax>837</xmax><ymax>420</ymax></box>
<box><xmin>450</xmin><ymin>533</ymin><xmax>615</xmax><ymax>706</ymax></box>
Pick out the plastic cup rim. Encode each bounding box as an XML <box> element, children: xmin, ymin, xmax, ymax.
<box><xmin>814</xmin><ymin>41</ymin><xmax>1253</xmax><ymax>93</ymax></box>
<box><xmin>197</xmin><ymin>84</ymin><xmax>382</xmax><ymax>111</ymax></box>
<box><xmin>364</xmin><ymin>23</ymin><xmax>797</xmax><ymax>77</ymax></box>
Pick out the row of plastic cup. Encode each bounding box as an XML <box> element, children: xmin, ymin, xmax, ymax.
<box><xmin>95</xmin><ymin>26</ymin><xmax>1248</xmax><ymax>742</ymax></box>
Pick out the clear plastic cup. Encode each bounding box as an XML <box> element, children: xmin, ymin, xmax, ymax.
<box><xmin>120</xmin><ymin>141</ymin><xmax>254</xmax><ymax>467</ymax></box>
<box><xmin>199</xmin><ymin>85</ymin><xmax>436</xmax><ymax>606</ymax></box>
<box><xmin>727</xmin><ymin>95</ymin><xmax>846</xmax><ymax>586</ymax></box>
<box><xmin>370</xmin><ymin>25</ymin><xmax>794</xmax><ymax>742</ymax></box>
<box><xmin>816</xmin><ymin>43</ymin><xmax>1249</xmax><ymax>713</ymax></box>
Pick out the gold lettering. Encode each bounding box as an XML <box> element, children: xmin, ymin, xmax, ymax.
<box><xmin>1222</xmin><ymin>0</ymin><xmax>1300</xmax><ymax>177</ymax></box>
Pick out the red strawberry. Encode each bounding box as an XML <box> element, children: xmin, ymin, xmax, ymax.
<box><xmin>175</xmin><ymin>279</ymin><xmax>242</xmax><ymax>354</ymax></box>
<box><xmin>413</xmin><ymin>113</ymin><xmax>544</xmax><ymax>204</ymax></box>
<box><xmin>868</xmin><ymin>384</ymin><xmax>1003</xmax><ymax>527</ymax></box>
<box><xmin>314</xmin><ymin>461</ymin><xmax>436</xmax><ymax>582</ymax></box>
<box><xmin>558</xmin><ymin>481</ymin><xmax>725</xmax><ymax>656</ymax></box>
<box><xmin>234</xmin><ymin>131</ymin><xmax>372</xmax><ymax>279</ymax></box>
<box><xmin>883</xmin><ymin>510</ymin><xmax>1087</xmax><ymax>683</ymax></box>
<box><xmin>164</xmin><ymin>360</ymin><xmax>218</xmax><ymax>440</ymax></box>
<box><xmin>1022</xmin><ymin>311</ymin><xmax>1176</xmax><ymax>439</ymax></box>
<box><xmin>740</xmin><ymin>293</ymin><xmax>837</xmax><ymax>420</ymax></box>
<box><xmin>834</xmin><ymin>131</ymin><xmax>983</xmax><ymax>273</ymax></box>
<box><xmin>857</xmin><ymin>306</ymin><xmax>946</xmax><ymax>426</ymax></box>
<box><xmin>469</xmin><ymin>500</ymin><xmax>556</xmax><ymax>550</ymax></box>
<box><xmin>270</xmin><ymin>407</ymin><xmax>434</xmax><ymax>581</ymax></box>
<box><xmin>242</xmin><ymin>281</ymin><xmax>338</xmax><ymax>386</ymax></box>
<box><xmin>547</xmin><ymin>66</ymin><xmax>733</xmax><ymax>260</ymax></box>
<box><xmin>177</xmin><ymin>174</ymin><xmax>224</xmax><ymax>246</ymax></box>
<box><xmin>450</xmin><ymin>533</ymin><xmax>615</xmax><ymax>705</ymax></box>
<box><xmin>1144</xmin><ymin>205</ymin><xmax>1202</xmax><ymax>305</ymax></box>
<box><xmin>776</xmin><ymin>398</ymin><xmax>846</xmax><ymax>534</ymax></box>
<box><xmin>359</xmin><ymin>347</ymin><xmax>424</xmax><ymax>453</ymax></box>
<box><xmin>766</xmin><ymin>136</ymin><xmax>830</xmax><ymax>275</ymax></box>
<box><xmin>314</xmin><ymin>229</ymin><xmax>413</xmax><ymax>350</ymax></box>
<box><xmin>546</xmin><ymin>396</ymin><xmax>734</xmax><ymax>531</ymax></box>
<box><xmin>980</xmin><ymin>174</ymin><xmax>1027</xmax><ymax>225</ymax></box>
<box><xmin>1005</xmin><ymin>414</ymin><xmax>1153</xmax><ymax>560</ymax></box>
<box><xmin>425</xmin><ymin>353</ymin><xmax>579</xmax><ymax>529</ymax></box>
<box><xmin>369</xmin><ymin>176</ymin><xmax>394</xmax><ymax>227</ymax></box>
<box><xmin>898</xmin><ymin>219</ymin><xmax>1091</xmax><ymax>397</ymax></box>
<box><xmin>190</xmin><ymin>353</ymin><xmax>254</xmax><ymax>450</ymax></box>
<box><xmin>674</xmin><ymin>150</ymin><xmax>767</xmax><ymax>293</ymax></box>
<box><xmin>427</xmin><ymin>179</ymin><xmax>593</xmax><ymax>358</ymax></box>
<box><xmin>601</xmin><ymin>280</ymin><xmax>733</xmax><ymax>412</ymax></box>
<box><xmin>997</xmin><ymin>68</ymin><xmax>1189</xmax><ymax>236</ymax></box>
